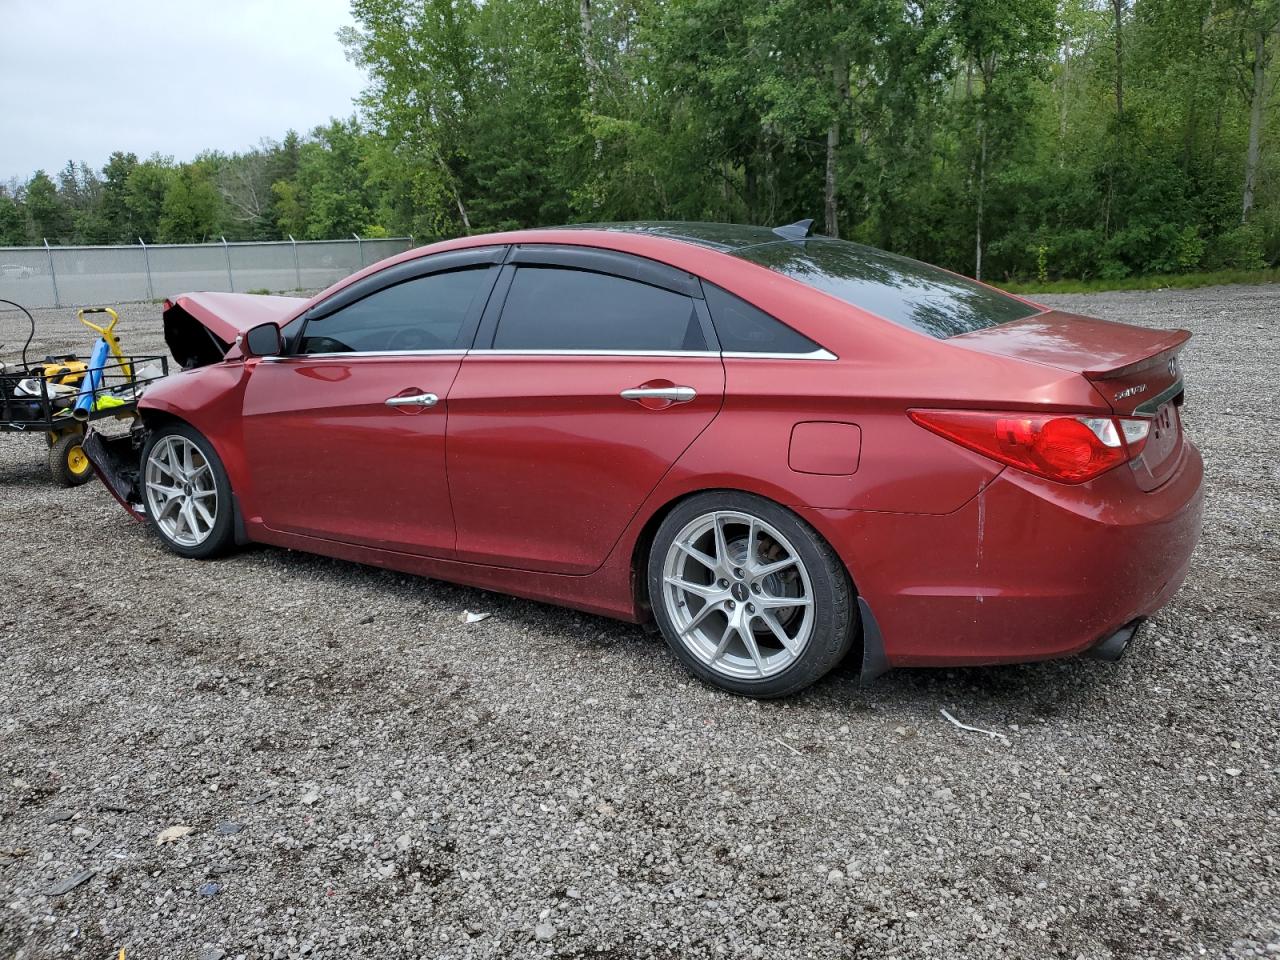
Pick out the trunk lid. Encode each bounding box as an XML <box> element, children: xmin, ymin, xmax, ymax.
<box><xmin>952</xmin><ymin>310</ymin><xmax>1190</xmax><ymax>489</ymax></box>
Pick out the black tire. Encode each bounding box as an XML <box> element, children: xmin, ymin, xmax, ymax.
<box><xmin>48</xmin><ymin>432</ymin><xmax>94</xmax><ymax>487</ymax></box>
<box><xmin>647</xmin><ymin>491</ymin><xmax>856</xmax><ymax>698</ymax></box>
<box><xmin>139</xmin><ymin>422</ymin><xmax>236</xmax><ymax>559</ymax></box>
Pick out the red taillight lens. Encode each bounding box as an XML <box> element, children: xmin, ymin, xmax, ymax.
<box><xmin>909</xmin><ymin>409</ymin><xmax>1150</xmax><ymax>484</ymax></box>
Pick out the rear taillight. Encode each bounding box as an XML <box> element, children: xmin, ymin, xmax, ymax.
<box><xmin>909</xmin><ymin>409</ymin><xmax>1152</xmax><ymax>484</ymax></box>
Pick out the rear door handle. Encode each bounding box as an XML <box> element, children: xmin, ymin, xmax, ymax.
<box><xmin>620</xmin><ymin>385</ymin><xmax>697</xmax><ymax>403</ymax></box>
<box><xmin>385</xmin><ymin>392</ymin><xmax>439</xmax><ymax>408</ymax></box>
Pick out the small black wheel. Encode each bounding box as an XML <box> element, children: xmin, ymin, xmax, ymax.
<box><xmin>647</xmin><ymin>491</ymin><xmax>856</xmax><ymax>698</ymax></box>
<box><xmin>139</xmin><ymin>422</ymin><xmax>235</xmax><ymax>559</ymax></box>
<box><xmin>49</xmin><ymin>432</ymin><xmax>94</xmax><ymax>487</ymax></box>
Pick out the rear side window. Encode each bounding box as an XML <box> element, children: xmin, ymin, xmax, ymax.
<box><xmin>735</xmin><ymin>239</ymin><xmax>1039</xmax><ymax>338</ymax></box>
<box><xmin>493</xmin><ymin>267</ymin><xmax>706</xmax><ymax>352</ymax></box>
<box><xmin>299</xmin><ymin>268</ymin><xmax>489</xmax><ymax>354</ymax></box>
<box><xmin>703</xmin><ymin>284</ymin><xmax>822</xmax><ymax>355</ymax></box>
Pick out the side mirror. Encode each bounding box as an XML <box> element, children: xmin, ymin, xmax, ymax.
<box><xmin>242</xmin><ymin>322</ymin><xmax>284</xmax><ymax>358</ymax></box>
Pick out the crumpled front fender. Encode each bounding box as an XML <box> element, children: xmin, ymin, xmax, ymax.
<box><xmin>83</xmin><ymin>430</ymin><xmax>146</xmax><ymax>521</ymax></box>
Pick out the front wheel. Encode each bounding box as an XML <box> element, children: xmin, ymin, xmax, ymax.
<box><xmin>647</xmin><ymin>492</ymin><xmax>856</xmax><ymax>698</ymax></box>
<box><xmin>140</xmin><ymin>423</ymin><xmax>235</xmax><ymax>559</ymax></box>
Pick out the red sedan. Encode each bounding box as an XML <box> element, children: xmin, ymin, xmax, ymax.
<box><xmin>87</xmin><ymin>221</ymin><xmax>1203</xmax><ymax>697</ymax></box>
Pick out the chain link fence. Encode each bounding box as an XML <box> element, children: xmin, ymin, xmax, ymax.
<box><xmin>0</xmin><ymin>236</ymin><xmax>415</xmax><ymax>309</ymax></box>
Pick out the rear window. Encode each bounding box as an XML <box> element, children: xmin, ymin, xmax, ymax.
<box><xmin>735</xmin><ymin>239</ymin><xmax>1040</xmax><ymax>338</ymax></box>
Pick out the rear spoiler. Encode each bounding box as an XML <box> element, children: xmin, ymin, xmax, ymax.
<box><xmin>1082</xmin><ymin>329</ymin><xmax>1191</xmax><ymax>380</ymax></box>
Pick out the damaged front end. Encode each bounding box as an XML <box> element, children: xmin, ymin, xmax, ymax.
<box><xmin>84</xmin><ymin>290</ymin><xmax>307</xmax><ymax>515</ymax></box>
<box><xmin>83</xmin><ymin>426</ymin><xmax>149</xmax><ymax>521</ymax></box>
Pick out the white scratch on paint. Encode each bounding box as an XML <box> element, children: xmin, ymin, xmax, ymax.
<box><xmin>975</xmin><ymin>487</ymin><xmax>986</xmax><ymax>571</ymax></box>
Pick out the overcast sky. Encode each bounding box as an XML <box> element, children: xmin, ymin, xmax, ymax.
<box><xmin>0</xmin><ymin>0</ymin><xmax>368</xmax><ymax>182</ymax></box>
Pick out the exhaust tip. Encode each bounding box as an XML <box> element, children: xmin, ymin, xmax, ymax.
<box><xmin>1086</xmin><ymin>618</ymin><xmax>1145</xmax><ymax>662</ymax></box>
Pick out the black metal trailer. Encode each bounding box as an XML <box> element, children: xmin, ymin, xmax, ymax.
<box><xmin>1</xmin><ymin>300</ymin><xmax>168</xmax><ymax>486</ymax></box>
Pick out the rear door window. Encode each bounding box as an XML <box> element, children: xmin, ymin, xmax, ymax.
<box><xmin>492</xmin><ymin>267</ymin><xmax>706</xmax><ymax>352</ymax></box>
<box><xmin>735</xmin><ymin>239</ymin><xmax>1040</xmax><ymax>338</ymax></box>
<box><xmin>299</xmin><ymin>268</ymin><xmax>491</xmax><ymax>354</ymax></box>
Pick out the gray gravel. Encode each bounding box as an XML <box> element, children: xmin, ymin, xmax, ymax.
<box><xmin>1</xmin><ymin>285</ymin><xmax>1277</xmax><ymax>959</ymax></box>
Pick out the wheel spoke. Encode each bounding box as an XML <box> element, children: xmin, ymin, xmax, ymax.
<box><xmin>678</xmin><ymin>600</ymin><xmax>721</xmax><ymax>637</ymax></box>
<box><xmin>757</xmin><ymin>594</ymin><xmax>812</xmax><ymax>610</ymax></box>
<box><xmin>172</xmin><ymin>500</ymin><xmax>190</xmax><ymax>537</ymax></box>
<box><xmin>181</xmin><ymin>500</ymin><xmax>201</xmax><ymax>536</ymax></box>
<box><xmin>709</xmin><ymin>621</ymin><xmax>735</xmax><ymax>664</ymax></box>
<box><xmin>151</xmin><ymin>452</ymin><xmax>178</xmax><ymax>480</ymax></box>
<box><xmin>739</xmin><ymin>624</ymin><xmax>767</xmax><ymax>677</ymax></box>
<box><xmin>191</xmin><ymin>497</ymin><xmax>216</xmax><ymax>528</ymax></box>
<box><xmin>754</xmin><ymin>555</ymin><xmax>797</xmax><ymax>578</ymax></box>
<box><xmin>759</xmin><ymin>610</ymin><xmax>800</xmax><ymax>655</ymax></box>
<box><xmin>712</xmin><ymin>513</ymin><xmax>730</xmax><ymax>567</ymax></box>
<box><xmin>149</xmin><ymin>483</ymin><xmax>182</xmax><ymax>500</ymax></box>
<box><xmin>665</xmin><ymin>575</ymin><xmax>720</xmax><ymax>599</ymax></box>
<box><xmin>675</xmin><ymin>540</ymin><xmax>718</xmax><ymax>573</ymax></box>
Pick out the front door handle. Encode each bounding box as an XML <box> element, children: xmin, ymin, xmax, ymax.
<box><xmin>385</xmin><ymin>392</ymin><xmax>439</xmax><ymax>408</ymax></box>
<box><xmin>620</xmin><ymin>385</ymin><xmax>697</xmax><ymax>403</ymax></box>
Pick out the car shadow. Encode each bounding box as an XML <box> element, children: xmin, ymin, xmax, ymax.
<box><xmin>232</xmin><ymin>542</ymin><xmax>1116</xmax><ymax>722</ymax></box>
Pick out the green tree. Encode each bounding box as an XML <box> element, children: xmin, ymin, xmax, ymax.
<box><xmin>100</xmin><ymin>151</ymin><xmax>140</xmax><ymax>242</ymax></box>
<box><xmin>126</xmin><ymin>159</ymin><xmax>175</xmax><ymax>243</ymax></box>
<box><xmin>24</xmin><ymin>171</ymin><xmax>68</xmax><ymax>242</ymax></box>
<box><xmin>158</xmin><ymin>165</ymin><xmax>221</xmax><ymax>243</ymax></box>
<box><xmin>293</xmin><ymin>119</ymin><xmax>380</xmax><ymax>238</ymax></box>
<box><xmin>343</xmin><ymin>0</ymin><xmax>481</xmax><ymax>232</ymax></box>
<box><xmin>0</xmin><ymin>190</ymin><xmax>23</xmax><ymax>244</ymax></box>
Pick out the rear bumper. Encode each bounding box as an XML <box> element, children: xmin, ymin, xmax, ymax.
<box><xmin>802</xmin><ymin>441</ymin><xmax>1204</xmax><ymax>669</ymax></box>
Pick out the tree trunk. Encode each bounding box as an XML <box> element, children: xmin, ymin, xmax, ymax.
<box><xmin>1111</xmin><ymin>0</ymin><xmax>1125</xmax><ymax>121</ymax></box>
<box><xmin>580</xmin><ymin>0</ymin><xmax>602</xmax><ymax>158</ymax></box>
<box><xmin>1242</xmin><ymin>27</ymin><xmax>1267</xmax><ymax>223</ymax></box>
<box><xmin>432</xmin><ymin>148</ymin><xmax>470</xmax><ymax>231</ymax></box>
<box><xmin>824</xmin><ymin>123</ymin><xmax>840</xmax><ymax>237</ymax></box>
<box><xmin>824</xmin><ymin>56</ymin><xmax>850</xmax><ymax>238</ymax></box>
<box><xmin>1058</xmin><ymin>32</ymin><xmax>1072</xmax><ymax>151</ymax></box>
<box><xmin>975</xmin><ymin>113</ymin><xmax>986</xmax><ymax>281</ymax></box>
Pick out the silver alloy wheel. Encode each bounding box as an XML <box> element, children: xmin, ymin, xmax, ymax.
<box><xmin>144</xmin><ymin>435</ymin><xmax>219</xmax><ymax>547</ymax></box>
<box><xmin>661</xmin><ymin>510</ymin><xmax>815</xmax><ymax>680</ymax></box>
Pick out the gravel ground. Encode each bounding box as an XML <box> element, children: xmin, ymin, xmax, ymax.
<box><xmin>0</xmin><ymin>286</ymin><xmax>1277</xmax><ymax>960</ymax></box>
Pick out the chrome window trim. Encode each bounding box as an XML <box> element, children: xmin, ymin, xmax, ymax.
<box><xmin>466</xmin><ymin>348</ymin><xmax>722</xmax><ymax>358</ymax></box>
<box><xmin>263</xmin><ymin>349</ymin><xmax>468</xmax><ymax>361</ymax></box>
<box><xmin>464</xmin><ymin>348</ymin><xmax>838</xmax><ymax>360</ymax></box>
<box><xmin>263</xmin><ymin>347</ymin><xmax>838</xmax><ymax>361</ymax></box>
<box><xmin>720</xmin><ymin>349</ymin><xmax>838</xmax><ymax>361</ymax></box>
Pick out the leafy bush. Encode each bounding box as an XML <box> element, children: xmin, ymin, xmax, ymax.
<box><xmin>1209</xmin><ymin>223</ymin><xmax>1268</xmax><ymax>271</ymax></box>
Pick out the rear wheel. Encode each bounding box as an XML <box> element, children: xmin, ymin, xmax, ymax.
<box><xmin>49</xmin><ymin>432</ymin><xmax>93</xmax><ymax>487</ymax></box>
<box><xmin>647</xmin><ymin>491</ymin><xmax>856</xmax><ymax>698</ymax></box>
<box><xmin>140</xmin><ymin>423</ymin><xmax>235</xmax><ymax>559</ymax></box>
